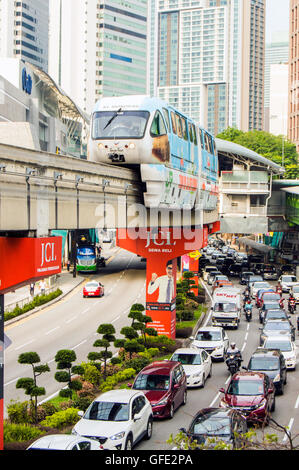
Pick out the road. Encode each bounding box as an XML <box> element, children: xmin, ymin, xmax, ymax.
<box><xmin>136</xmin><ymin>273</ymin><xmax>299</xmax><ymax>450</ymax></box>
<box><xmin>4</xmin><ymin>248</ymin><xmax>146</xmax><ymax>414</ymax></box>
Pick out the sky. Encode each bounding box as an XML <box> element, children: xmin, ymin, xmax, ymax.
<box><xmin>266</xmin><ymin>0</ymin><xmax>290</xmax><ymax>43</ymax></box>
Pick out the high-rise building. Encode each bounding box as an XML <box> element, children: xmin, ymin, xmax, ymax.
<box><xmin>264</xmin><ymin>32</ymin><xmax>289</xmax><ymax>132</ymax></box>
<box><xmin>149</xmin><ymin>0</ymin><xmax>265</xmax><ymax>135</ymax></box>
<box><xmin>288</xmin><ymin>0</ymin><xmax>299</xmax><ymax>151</ymax></box>
<box><xmin>0</xmin><ymin>0</ymin><xmax>49</xmax><ymax>71</ymax></box>
<box><xmin>49</xmin><ymin>0</ymin><xmax>148</xmax><ymax>115</ymax></box>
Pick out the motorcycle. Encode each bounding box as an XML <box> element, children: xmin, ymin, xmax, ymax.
<box><xmin>226</xmin><ymin>354</ymin><xmax>242</xmax><ymax>375</ymax></box>
<box><xmin>244</xmin><ymin>305</ymin><xmax>252</xmax><ymax>322</ymax></box>
<box><xmin>288</xmin><ymin>301</ymin><xmax>296</xmax><ymax>314</ymax></box>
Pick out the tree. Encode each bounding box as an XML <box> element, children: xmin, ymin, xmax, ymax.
<box><xmin>128</xmin><ymin>303</ymin><xmax>158</xmax><ymax>346</ymax></box>
<box><xmin>88</xmin><ymin>323</ymin><xmax>119</xmax><ymax>381</ymax></box>
<box><xmin>16</xmin><ymin>352</ymin><xmax>50</xmax><ymax>423</ymax></box>
<box><xmin>115</xmin><ymin>326</ymin><xmax>145</xmax><ymax>360</ymax></box>
<box><xmin>54</xmin><ymin>349</ymin><xmax>84</xmax><ymax>399</ymax></box>
<box><xmin>217</xmin><ymin>127</ymin><xmax>299</xmax><ymax>179</ymax></box>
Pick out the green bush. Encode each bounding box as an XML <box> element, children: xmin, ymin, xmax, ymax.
<box><xmin>4</xmin><ymin>423</ymin><xmax>43</xmax><ymax>443</ymax></box>
<box><xmin>4</xmin><ymin>289</ymin><xmax>63</xmax><ymax>322</ymax></box>
<box><xmin>72</xmin><ymin>396</ymin><xmax>93</xmax><ymax>412</ymax></box>
<box><xmin>40</xmin><ymin>407</ymin><xmax>80</xmax><ymax>429</ymax></box>
<box><xmin>125</xmin><ymin>356</ymin><xmax>150</xmax><ymax>373</ymax></box>
<box><xmin>6</xmin><ymin>401</ymin><xmax>30</xmax><ymax>424</ymax></box>
<box><xmin>99</xmin><ymin>368</ymin><xmax>136</xmax><ymax>393</ymax></box>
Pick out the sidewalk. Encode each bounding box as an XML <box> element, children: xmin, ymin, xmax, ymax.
<box><xmin>4</xmin><ymin>243</ymin><xmax>121</xmax><ymax>313</ymax></box>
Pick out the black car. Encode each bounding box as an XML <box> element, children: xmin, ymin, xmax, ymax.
<box><xmin>263</xmin><ymin>309</ymin><xmax>291</xmax><ymax>324</ymax></box>
<box><xmin>248</xmin><ymin>255</ymin><xmax>264</xmax><ymax>265</ymax></box>
<box><xmin>251</xmin><ymin>263</ymin><xmax>265</xmax><ymax>275</ymax></box>
<box><xmin>259</xmin><ymin>301</ymin><xmax>281</xmax><ymax>323</ymax></box>
<box><xmin>229</xmin><ymin>264</ymin><xmax>243</xmax><ymax>277</ymax></box>
<box><xmin>179</xmin><ymin>408</ymin><xmax>248</xmax><ymax>449</ymax></box>
<box><xmin>244</xmin><ymin>348</ymin><xmax>287</xmax><ymax>395</ymax></box>
<box><xmin>262</xmin><ymin>265</ymin><xmax>278</xmax><ymax>281</ymax></box>
<box><xmin>279</xmin><ymin>264</ymin><xmax>295</xmax><ymax>276</ymax></box>
<box><xmin>259</xmin><ymin>319</ymin><xmax>296</xmax><ymax>345</ymax></box>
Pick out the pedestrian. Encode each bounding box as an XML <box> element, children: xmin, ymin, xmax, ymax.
<box><xmin>29</xmin><ymin>283</ymin><xmax>35</xmax><ymax>297</ymax></box>
<box><xmin>40</xmin><ymin>279</ymin><xmax>46</xmax><ymax>296</ymax></box>
<box><xmin>67</xmin><ymin>259</ymin><xmax>70</xmax><ymax>272</ymax></box>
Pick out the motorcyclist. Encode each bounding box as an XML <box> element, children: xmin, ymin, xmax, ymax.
<box><xmin>279</xmin><ymin>297</ymin><xmax>285</xmax><ymax>309</ymax></box>
<box><xmin>226</xmin><ymin>342</ymin><xmax>242</xmax><ymax>369</ymax></box>
<box><xmin>276</xmin><ymin>282</ymin><xmax>283</xmax><ymax>297</ymax></box>
<box><xmin>244</xmin><ymin>299</ymin><xmax>253</xmax><ymax>319</ymax></box>
<box><xmin>243</xmin><ymin>288</ymin><xmax>251</xmax><ymax>306</ymax></box>
<box><xmin>288</xmin><ymin>294</ymin><xmax>296</xmax><ymax>313</ymax></box>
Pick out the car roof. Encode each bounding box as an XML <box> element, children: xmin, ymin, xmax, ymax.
<box><xmin>139</xmin><ymin>360</ymin><xmax>179</xmax><ymax>374</ymax></box>
<box><xmin>232</xmin><ymin>371</ymin><xmax>265</xmax><ymax>381</ymax></box>
<box><xmin>264</xmin><ymin>336</ymin><xmax>292</xmax><ymax>343</ymax></box>
<box><xmin>197</xmin><ymin>326</ymin><xmax>223</xmax><ymax>332</ymax></box>
<box><xmin>172</xmin><ymin>348</ymin><xmax>201</xmax><ymax>355</ymax></box>
<box><xmin>28</xmin><ymin>434</ymin><xmax>86</xmax><ymax>449</ymax></box>
<box><xmin>93</xmin><ymin>389</ymin><xmax>143</xmax><ymax>403</ymax></box>
<box><xmin>193</xmin><ymin>407</ymin><xmax>236</xmax><ymax>420</ymax></box>
<box><xmin>251</xmin><ymin>348</ymin><xmax>281</xmax><ymax>358</ymax></box>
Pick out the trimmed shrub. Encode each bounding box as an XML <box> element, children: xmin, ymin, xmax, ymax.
<box><xmin>40</xmin><ymin>407</ymin><xmax>80</xmax><ymax>429</ymax></box>
<box><xmin>4</xmin><ymin>423</ymin><xmax>43</xmax><ymax>443</ymax></box>
<box><xmin>125</xmin><ymin>355</ymin><xmax>151</xmax><ymax>373</ymax></box>
<box><xmin>6</xmin><ymin>401</ymin><xmax>30</xmax><ymax>424</ymax></box>
<box><xmin>72</xmin><ymin>396</ymin><xmax>93</xmax><ymax>412</ymax></box>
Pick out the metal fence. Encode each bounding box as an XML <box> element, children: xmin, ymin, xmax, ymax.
<box><xmin>4</xmin><ymin>285</ymin><xmax>59</xmax><ymax>313</ymax></box>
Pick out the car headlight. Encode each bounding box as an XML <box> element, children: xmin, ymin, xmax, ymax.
<box><xmin>110</xmin><ymin>431</ymin><xmax>126</xmax><ymax>441</ymax></box>
<box><xmin>255</xmin><ymin>399</ymin><xmax>267</xmax><ymax>410</ymax></box>
<box><xmin>215</xmin><ymin>346</ymin><xmax>223</xmax><ymax>351</ymax></box>
<box><xmin>156</xmin><ymin>396</ymin><xmax>170</xmax><ymax>406</ymax></box>
<box><xmin>273</xmin><ymin>373</ymin><xmax>280</xmax><ymax>382</ymax></box>
<box><xmin>128</xmin><ymin>142</ymin><xmax>135</xmax><ymax>149</ymax></box>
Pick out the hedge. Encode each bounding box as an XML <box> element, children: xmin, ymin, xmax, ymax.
<box><xmin>4</xmin><ymin>423</ymin><xmax>43</xmax><ymax>443</ymax></box>
<box><xmin>4</xmin><ymin>289</ymin><xmax>63</xmax><ymax>322</ymax></box>
<box><xmin>40</xmin><ymin>407</ymin><xmax>81</xmax><ymax>429</ymax></box>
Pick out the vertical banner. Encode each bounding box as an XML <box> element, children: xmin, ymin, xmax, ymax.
<box><xmin>0</xmin><ymin>295</ymin><xmax>3</xmax><ymax>451</ymax></box>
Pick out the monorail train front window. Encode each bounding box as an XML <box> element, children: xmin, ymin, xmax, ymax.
<box><xmin>92</xmin><ymin>110</ymin><xmax>149</xmax><ymax>139</ymax></box>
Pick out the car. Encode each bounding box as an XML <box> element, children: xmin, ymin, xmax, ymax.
<box><xmin>190</xmin><ymin>326</ymin><xmax>229</xmax><ymax>361</ymax></box>
<box><xmin>240</xmin><ymin>271</ymin><xmax>254</xmax><ymax>285</ymax></box>
<box><xmin>219</xmin><ymin>371</ymin><xmax>275</xmax><ymax>425</ymax></box>
<box><xmin>222</xmin><ymin>246</ymin><xmax>229</xmax><ymax>254</ymax></box>
<box><xmin>262</xmin><ymin>265</ymin><xmax>278</xmax><ymax>280</ymax></box>
<box><xmin>170</xmin><ymin>348</ymin><xmax>212</xmax><ymax>388</ymax></box>
<box><xmin>83</xmin><ymin>281</ymin><xmax>104</xmax><ymax>298</ymax></box>
<box><xmin>248</xmin><ymin>255</ymin><xmax>264</xmax><ymax>265</ymax></box>
<box><xmin>203</xmin><ymin>265</ymin><xmax>218</xmax><ymax>282</ymax></box>
<box><xmin>131</xmin><ymin>361</ymin><xmax>187</xmax><ymax>419</ymax></box>
<box><xmin>290</xmin><ymin>285</ymin><xmax>299</xmax><ymax>304</ymax></box>
<box><xmin>212</xmin><ymin>280</ymin><xmax>233</xmax><ymax>292</ymax></box>
<box><xmin>207</xmin><ymin>270</ymin><xmax>222</xmax><ymax>285</ymax></box>
<box><xmin>72</xmin><ymin>389</ymin><xmax>153</xmax><ymax>450</ymax></box>
<box><xmin>179</xmin><ymin>408</ymin><xmax>248</xmax><ymax>449</ymax></box>
<box><xmin>263</xmin><ymin>309</ymin><xmax>291</xmax><ymax>324</ymax></box>
<box><xmin>206</xmin><ymin>247</ymin><xmax>215</xmax><ymax>256</ymax></box>
<box><xmin>263</xmin><ymin>336</ymin><xmax>297</xmax><ymax>370</ymax></box>
<box><xmin>259</xmin><ymin>302</ymin><xmax>281</xmax><ymax>323</ymax></box>
<box><xmin>279</xmin><ymin>264</ymin><xmax>295</xmax><ymax>276</ymax></box>
<box><xmin>251</xmin><ymin>281</ymin><xmax>272</xmax><ymax>299</ymax></box>
<box><xmin>213</xmin><ymin>274</ymin><xmax>229</xmax><ymax>285</ymax></box>
<box><xmin>259</xmin><ymin>319</ymin><xmax>296</xmax><ymax>345</ymax></box>
<box><xmin>229</xmin><ymin>264</ymin><xmax>243</xmax><ymax>277</ymax></box>
<box><xmin>211</xmin><ymin>251</ymin><xmax>223</xmax><ymax>261</ymax></box>
<box><xmin>278</xmin><ymin>275</ymin><xmax>299</xmax><ymax>293</ymax></box>
<box><xmin>247</xmin><ymin>275</ymin><xmax>264</xmax><ymax>290</ymax></box>
<box><xmin>234</xmin><ymin>252</ymin><xmax>248</xmax><ymax>262</ymax></box>
<box><xmin>27</xmin><ymin>434</ymin><xmax>105</xmax><ymax>450</ymax></box>
<box><xmin>251</xmin><ymin>263</ymin><xmax>265</xmax><ymax>275</ymax></box>
<box><xmin>244</xmin><ymin>348</ymin><xmax>287</xmax><ymax>395</ymax></box>
<box><xmin>255</xmin><ymin>288</ymin><xmax>275</xmax><ymax>308</ymax></box>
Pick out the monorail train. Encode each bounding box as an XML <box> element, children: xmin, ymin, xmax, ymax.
<box><xmin>88</xmin><ymin>95</ymin><xmax>218</xmax><ymax>210</ymax></box>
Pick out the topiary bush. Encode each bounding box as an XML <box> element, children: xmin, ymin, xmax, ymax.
<box><xmin>40</xmin><ymin>407</ymin><xmax>81</xmax><ymax>429</ymax></box>
<box><xmin>6</xmin><ymin>401</ymin><xmax>30</xmax><ymax>424</ymax></box>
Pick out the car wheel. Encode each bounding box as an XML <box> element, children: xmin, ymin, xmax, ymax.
<box><xmin>145</xmin><ymin>417</ymin><xmax>153</xmax><ymax>440</ymax></box>
<box><xmin>182</xmin><ymin>390</ymin><xmax>187</xmax><ymax>406</ymax></box>
<box><xmin>208</xmin><ymin>364</ymin><xmax>212</xmax><ymax>378</ymax></box>
<box><xmin>201</xmin><ymin>374</ymin><xmax>206</xmax><ymax>388</ymax></box>
<box><xmin>124</xmin><ymin>435</ymin><xmax>133</xmax><ymax>450</ymax></box>
<box><xmin>169</xmin><ymin>403</ymin><xmax>174</xmax><ymax>419</ymax></box>
<box><xmin>271</xmin><ymin>397</ymin><xmax>276</xmax><ymax>412</ymax></box>
<box><xmin>284</xmin><ymin>373</ymin><xmax>287</xmax><ymax>385</ymax></box>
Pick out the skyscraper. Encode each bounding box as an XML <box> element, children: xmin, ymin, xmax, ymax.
<box><xmin>0</xmin><ymin>0</ymin><xmax>49</xmax><ymax>71</ymax></box>
<box><xmin>149</xmin><ymin>0</ymin><xmax>265</xmax><ymax>135</ymax></box>
<box><xmin>49</xmin><ymin>0</ymin><xmax>148</xmax><ymax>115</ymax></box>
<box><xmin>288</xmin><ymin>0</ymin><xmax>299</xmax><ymax>151</ymax></box>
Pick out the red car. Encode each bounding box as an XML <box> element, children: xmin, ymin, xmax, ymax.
<box><xmin>257</xmin><ymin>291</ymin><xmax>280</xmax><ymax>309</ymax></box>
<box><xmin>219</xmin><ymin>372</ymin><xmax>275</xmax><ymax>425</ymax></box>
<box><xmin>83</xmin><ymin>281</ymin><xmax>104</xmax><ymax>298</ymax></box>
<box><xmin>131</xmin><ymin>361</ymin><xmax>187</xmax><ymax>419</ymax></box>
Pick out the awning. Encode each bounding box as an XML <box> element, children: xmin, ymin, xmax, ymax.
<box><xmin>238</xmin><ymin>237</ymin><xmax>278</xmax><ymax>252</ymax></box>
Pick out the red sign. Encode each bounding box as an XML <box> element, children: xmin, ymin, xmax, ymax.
<box><xmin>0</xmin><ymin>237</ymin><xmax>62</xmax><ymax>294</ymax></box>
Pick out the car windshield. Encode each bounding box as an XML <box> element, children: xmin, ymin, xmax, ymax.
<box><xmin>86</xmin><ymin>282</ymin><xmax>99</xmax><ymax>288</ymax></box>
<box><xmin>265</xmin><ymin>311</ymin><xmax>286</xmax><ymax>320</ymax></box>
<box><xmin>264</xmin><ymin>322</ymin><xmax>290</xmax><ymax>331</ymax></box>
<box><xmin>84</xmin><ymin>401</ymin><xmax>129</xmax><ymax>421</ymax></box>
<box><xmin>264</xmin><ymin>340</ymin><xmax>292</xmax><ymax>352</ymax></box>
<box><xmin>191</xmin><ymin>416</ymin><xmax>231</xmax><ymax>437</ymax></box>
<box><xmin>214</xmin><ymin>303</ymin><xmax>237</xmax><ymax>312</ymax></box>
<box><xmin>92</xmin><ymin>110</ymin><xmax>149</xmax><ymax>139</ymax></box>
<box><xmin>249</xmin><ymin>277</ymin><xmax>263</xmax><ymax>283</ymax></box>
<box><xmin>282</xmin><ymin>276</ymin><xmax>297</xmax><ymax>282</ymax></box>
<box><xmin>196</xmin><ymin>331</ymin><xmax>222</xmax><ymax>341</ymax></box>
<box><xmin>293</xmin><ymin>286</ymin><xmax>299</xmax><ymax>293</ymax></box>
<box><xmin>171</xmin><ymin>353</ymin><xmax>202</xmax><ymax>365</ymax></box>
<box><xmin>248</xmin><ymin>357</ymin><xmax>279</xmax><ymax>371</ymax></box>
<box><xmin>263</xmin><ymin>294</ymin><xmax>280</xmax><ymax>301</ymax></box>
<box><xmin>227</xmin><ymin>380</ymin><xmax>264</xmax><ymax>396</ymax></box>
<box><xmin>254</xmin><ymin>283</ymin><xmax>270</xmax><ymax>289</ymax></box>
<box><xmin>133</xmin><ymin>374</ymin><xmax>170</xmax><ymax>391</ymax></box>
<box><xmin>263</xmin><ymin>303</ymin><xmax>280</xmax><ymax>310</ymax></box>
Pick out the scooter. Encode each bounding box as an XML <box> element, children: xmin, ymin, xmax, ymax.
<box><xmin>288</xmin><ymin>301</ymin><xmax>296</xmax><ymax>314</ymax></box>
<box><xmin>244</xmin><ymin>305</ymin><xmax>252</xmax><ymax>322</ymax></box>
<box><xmin>226</xmin><ymin>354</ymin><xmax>242</xmax><ymax>375</ymax></box>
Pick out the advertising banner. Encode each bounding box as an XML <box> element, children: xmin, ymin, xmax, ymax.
<box><xmin>0</xmin><ymin>236</ymin><xmax>62</xmax><ymax>294</ymax></box>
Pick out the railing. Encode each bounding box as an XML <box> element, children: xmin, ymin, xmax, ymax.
<box><xmin>220</xmin><ymin>171</ymin><xmax>269</xmax><ymax>192</ymax></box>
<box><xmin>221</xmin><ymin>205</ymin><xmax>267</xmax><ymax>216</ymax></box>
<box><xmin>4</xmin><ymin>285</ymin><xmax>58</xmax><ymax>313</ymax></box>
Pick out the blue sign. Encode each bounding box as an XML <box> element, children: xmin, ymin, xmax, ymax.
<box><xmin>22</xmin><ymin>68</ymin><xmax>32</xmax><ymax>95</ymax></box>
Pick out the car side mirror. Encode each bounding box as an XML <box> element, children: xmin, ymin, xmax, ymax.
<box><xmin>242</xmin><ymin>366</ymin><xmax>247</xmax><ymax>370</ymax></box>
<box><xmin>189</xmin><ymin>336</ymin><xmax>194</xmax><ymax>341</ymax></box>
<box><xmin>211</xmin><ymin>307</ymin><xmax>214</xmax><ymax>311</ymax></box>
<box><xmin>268</xmin><ymin>388</ymin><xmax>274</xmax><ymax>394</ymax></box>
<box><xmin>179</xmin><ymin>428</ymin><xmax>187</xmax><ymax>434</ymax></box>
<box><xmin>173</xmin><ymin>383</ymin><xmax>180</xmax><ymax>390</ymax></box>
<box><xmin>127</xmin><ymin>383</ymin><xmax>132</xmax><ymax>388</ymax></box>
<box><xmin>78</xmin><ymin>410</ymin><xmax>84</xmax><ymax>417</ymax></box>
<box><xmin>134</xmin><ymin>413</ymin><xmax>141</xmax><ymax>422</ymax></box>
<box><xmin>219</xmin><ymin>388</ymin><xmax>225</xmax><ymax>393</ymax></box>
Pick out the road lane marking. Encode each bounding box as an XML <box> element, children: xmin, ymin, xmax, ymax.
<box><xmin>15</xmin><ymin>340</ymin><xmax>34</xmax><ymax>351</ymax></box>
<box><xmin>65</xmin><ymin>316</ymin><xmax>77</xmax><ymax>324</ymax></box>
<box><xmin>209</xmin><ymin>393</ymin><xmax>220</xmax><ymax>408</ymax></box>
<box><xmin>4</xmin><ymin>377</ymin><xmax>20</xmax><ymax>387</ymax></box>
<box><xmin>45</xmin><ymin>327</ymin><xmax>60</xmax><ymax>336</ymax></box>
<box><xmin>72</xmin><ymin>340</ymin><xmax>87</xmax><ymax>350</ymax></box>
<box><xmin>295</xmin><ymin>394</ymin><xmax>299</xmax><ymax>409</ymax></box>
<box><xmin>112</xmin><ymin>315</ymin><xmax>120</xmax><ymax>324</ymax></box>
<box><xmin>282</xmin><ymin>418</ymin><xmax>294</xmax><ymax>442</ymax></box>
<box><xmin>81</xmin><ymin>307</ymin><xmax>90</xmax><ymax>314</ymax></box>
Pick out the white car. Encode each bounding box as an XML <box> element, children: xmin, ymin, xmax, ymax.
<box><xmin>170</xmin><ymin>348</ymin><xmax>212</xmax><ymax>388</ymax></box>
<box><xmin>203</xmin><ymin>265</ymin><xmax>218</xmax><ymax>282</ymax></box>
<box><xmin>278</xmin><ymin>275</ymin><xmax>299</xmax><ymax>293</ymax></box>
<box><xmin>290</xmin><ymin>285</ymin><xmax>299</xmax><ymax>304</ymax></box>
<box><xmin>251</xmin><ymin>281</ymin><xmax>271</xmax><ymax>298</ymax></box>
<box><xmin>72</xmin><ymin>389</ymin><xmax>153</xmax><ymax>450</ymax></box>
<box><xmin>263</xmin><ymin>336</ymin><xmax>297</xmax><ymax>370</ymax></box>
<box><xmin>27</xmin><ymin>434</ymin><xmax>104</xmax><ymax>450</ymax></box>
<box><xmin>190</xmin><ymin>327</ymin><xmax>229</xmax><ymax>361</ymax></box>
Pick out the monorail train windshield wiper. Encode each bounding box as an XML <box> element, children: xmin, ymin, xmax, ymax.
<box><xmin>103</xmin><ymin>108</ymin><xmax>122</xmax><ymax>130</ymax></box>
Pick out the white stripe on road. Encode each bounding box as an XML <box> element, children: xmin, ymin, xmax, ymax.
<box><xmin>45</xmin><ymin>327</ymin><xmax>60</xmax><ymax>336</ymax></box>
<box><xmin>282</xmin><ymin>418</ymin><xmax>294</xmax><ymax>442</ymax></box>
<box><xmin>295</xmin><ymin>394</ymin><xmax>299</xmax><ymax>409</ymax></box>
<box><xmin>14</xmin><ymin>340</ymin><xmax>34</xmax><ymax>351</ymax></box>
<box><xmin>209</xmin><ymin>393</ymin><xmax>220</xmax><ymax>408</ymax></box>
<box><xmin>72</xmin><ymin>340</ymin><xmax>87</xmax><ymax>350</ymax></box>
<box><xmin>112</xmin><ymin>315</ymin><xmax>120</xmax><ymax>324</ymax></box>
<box><xmin>4</xmin><ymin>377</ymin><xmax>20</xmax><ymax>387</ymax></box>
